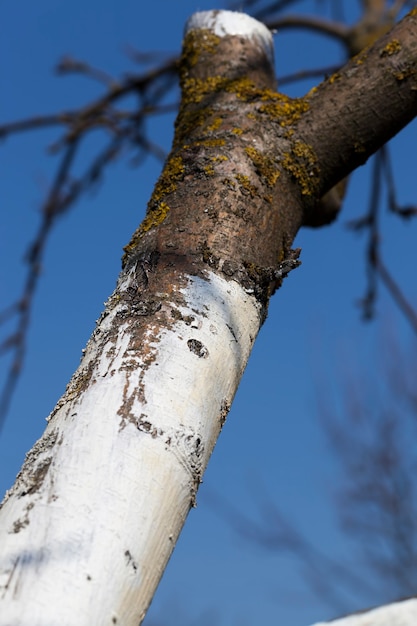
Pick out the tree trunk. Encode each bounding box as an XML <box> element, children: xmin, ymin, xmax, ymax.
<box><xmin>0</xmin><ymin>8</ymin><xmax>417</xmax><ymax>625</ymax></box>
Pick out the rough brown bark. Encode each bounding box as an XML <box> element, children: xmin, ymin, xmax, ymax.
<box><xmin>299</xmin><ymin>9</ymin><xmax>417</xmax><ymax>202</ymax></box>
<box><xmin>122</xmin><ymin>10</ymin><xmax>417</xmax><ymax>312</ymax></box>
<box><xmin>122</xmin><ymin>27</ymin><xmax>307</xmax><ymax>312</ymax></box>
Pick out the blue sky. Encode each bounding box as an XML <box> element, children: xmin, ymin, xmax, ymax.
<box><xmin>1</xmin><ymin>1</ymin><xmax>417</xmax><ymax>625</ymax></box>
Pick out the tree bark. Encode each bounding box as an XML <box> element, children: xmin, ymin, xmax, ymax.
<box><xmin>0</xmin><ymin>8</ymin><xmax>416</xmax><ymax>625</ymax></box>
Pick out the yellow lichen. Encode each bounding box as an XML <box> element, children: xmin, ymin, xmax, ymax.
<box><xmin>245</xmin><ymin>146</ymin><xmax>280</xmax><ymax>187</ymax></box>
<box><xmin>180</xmin><ymin>75</ymin><xmax>302</xmax><ymax>109</ymax></box>
<box><xmin>258</xmin><ymin>92</ymin><xmax>309</xmax><ymax>127</ymax></box>
<box><xmin>328</xmin><ymin>72</ymin><xmax>341</xmax><ymax>84</ymax></box>
<box><xmin>394</xmin><ymin>67</ymin><xmax>414</xmax><ymax>81</ymax></box>
<box><xmin>235</xmin><ymin>174</ymin><xmax>259</xmax><ymax>197</ymax></box>
<box><xmin>178</xmin><ymin>30</ymin><xmax>308</xmax><ymax>137</ymax></box>
<box><xmin>349</xmin><ymin>46</ymin><xmax>370</xmax><ymax>66</ymax></box>
<box><xmin>282</xmin><ymin>141</ymin><xmax>319</xmax><ymax>196</ymax></box>
<box><xmin>150</xmin><ymin>155</ymin><xmax>185</xmax><ymax>205</ymax></box>
<box><xmin>140</xmin><ymin>202</ymin><xmax>170</xmax><ymax>233</ymax></box>
<box><xmin>196</xmin><ymin>138</ymin><xmax>226</xmax><ymax>148</ymax></box>
<box><xmin>206</xmin><ymin>117</ymin><xmax>223</xmax><ymax>132</ymax></box>
<box><xmin>381</xmin><ymin>39</ymin><xmax>401</xmax><ymax>57</ymax></box>
<box><xmin>173</xmin><ymin>106</ymin><xmax>214</xmax><ymax>146</ymax></box>
<box><xmin>180</xmin><ymin>76</ymin><xmax>252</xmax><ymax>105</ymax></box>
<box><xmin>204</xmin><ymin>164</ymin><xmax>215</xmax><ymax>176</ymax></box>
<box><xmin>122</xmin><ymin>202</ymin><xmax>170</xmax><ymax>263</ymax></box>
<box><xmin>123</xmin><ymin>153</ymin><xmax>184</xmax><ymax>261</ymax></box>
<box><xmin>181</xmin><ymin>76</ymin><xmax>220</xmax><ymax>104</ymax></box>
<box><xmin>228</xmin><ymin>77</ymin><xmax>264</xmax><ymax>101</ymax></box>
<box><xmin>390</xmin><ymin>54</ymin><xmax>415</xmax><ymax>81</ymax></box>
<box><xmin>222</xmin><ymin>177</ymin><xmax>236</xmax><ymax>189</ymax></box>
<box><xmin>177</xmin><ymin>135</ymin><xmax>227</xmax><ymax>153</ymax></box>
<box><xmin>211</xmin><ymin>155</ymin><xmax>228</xmax><ymax>162</ymax></box>
<box><xmin>180</xmin><ymin>29</ymin><xmax>221</xmax><ymax>71</ymax></box>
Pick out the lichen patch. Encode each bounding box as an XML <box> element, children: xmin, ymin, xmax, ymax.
<box><xmin>281</xmin><ymin>141</ymin><xmax>320</xmax><ymax>196</ymax></box>
<box><xmin>380</xmin><ymin>39</ymin><xmax>401</xmax><ymax>57</ymax></box>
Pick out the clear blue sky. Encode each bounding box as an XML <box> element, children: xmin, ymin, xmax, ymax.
<box><xmin>1</xmin><ymin>2</ymin><xmax>417</xmax><ymax>625</ymax></box>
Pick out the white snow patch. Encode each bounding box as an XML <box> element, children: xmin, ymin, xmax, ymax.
<box><xmin>311</xmin><ymin>598</ymin><xmax>417</xmax><ymax>626</ymax></box>
<box><xmin>185</xmin><ymin>10</ymin><xmax>274</xmax><ymax>67</ymax></box>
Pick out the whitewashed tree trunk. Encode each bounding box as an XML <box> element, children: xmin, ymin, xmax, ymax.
<box><xmin>0</xmin><ymin>269</ymin><xmax>261</xmax><ymax>625</ymax></box>
<box><xmin>1</xmin><ymin>7</ymin><xmax>417</xmax><ymax>625</ymax></box>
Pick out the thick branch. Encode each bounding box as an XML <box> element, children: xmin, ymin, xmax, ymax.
<box><xmin>297</xmin><ymin>9</ymin><xmax>417</xmax><ymax>202</ymax></box>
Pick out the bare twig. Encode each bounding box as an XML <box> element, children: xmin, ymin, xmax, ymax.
<box><xmin>0</xmin><ymin>55</ymin><xmax>179</xmax><ymax>430</ymax></box>
<box><xmin>376</xmin><ymin>259</ymin><xmax>417</xmax><ymax>334</ymax></box>
<box><xmin>348</xmin><ymin>146</ymin><xmax>417</xmax><ymax>332</ymax></box>
<box><xmin>124</xmin><ymin>46</ymin><xmax>173</xmax><ymax>66</ymax></box>
<box><xmin>348</xmin><ymin>151</ymin><xmax>382</xmax><ymax>320</ymax></box>
<box><xmin>0</xmin><ymin>137</ymin><xmax>79</xmax><ymax>425</ymax></box>
<box><xmin>0</xmin><ymin>113</ymin><xmax>76</xmax><ymax>138</ymax></box>
<box><xmin>56</xmin><ymin>56</ymin><xmax>118</xmax><ymax>89</ymax></box>
<box><xmin>264</xmin><ymin>14</ymin><xmax>350</xmax><ymax>41</ymax></box>
<box><xmin>380</xmin><ymin>147</ymin><xmax>417</xmax><ymax>218</ymax></box>
<box><xmin>228</xmin><ymin>0</ymin><xmax>301</xmax><ymax>18</ymax></box>
<box><xmin>205</xmin><ymin>486</ymin><xmax>380</xmax><ymax>612</ymax></box>
<box><xmin>318</xmin><ymin>357</ymin><xmax>417</xmax><ymax>599</ymax></box>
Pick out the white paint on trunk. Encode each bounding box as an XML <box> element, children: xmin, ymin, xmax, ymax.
<box><xmin>0</xmin><ymin>269</ymin><xmax>261</xmax><ymax>625</ymax></box>
<box><xmin>185</xmin><ymin>10</ymin><xmax>275</xmax><ymax>67</ymax></box>
<box><xmin>311</xmin><ymin>598</ymin><xmax>417</xmax><ymax>625</ymax></box>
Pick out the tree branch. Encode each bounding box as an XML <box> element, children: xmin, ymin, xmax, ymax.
<box><xmin>377</xmin><ymin>259</ymin><xmax>417</xmax><ymax>334</ymax></box>
<box><xmin>264</xmin><ymin>14</ymin><xmax>350</xmax><ymax>41</ymax></box>
<box><xmin>298</xmin><ymin>9</ymin><xmax>417</xmax><ymax>201</ymax></box>
<box><xmin>0</xmin><ymin>56</ymin><xmax>179</xmax><ymax>430</ymax></box>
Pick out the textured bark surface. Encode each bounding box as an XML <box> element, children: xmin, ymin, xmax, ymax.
<box><xmin>124</xmin><ymin>8</ymin><xmax>417</xmax><ymax>278</ymax></box>
<box><xmin>299</xmin><ymin>9</ymin><xmax>417</xmax><ymax>202</ymax></box>
<box><xmin>123</xmin><ymin>23</ymin><xmax>306</xmax><ymax>304</ymax></box>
